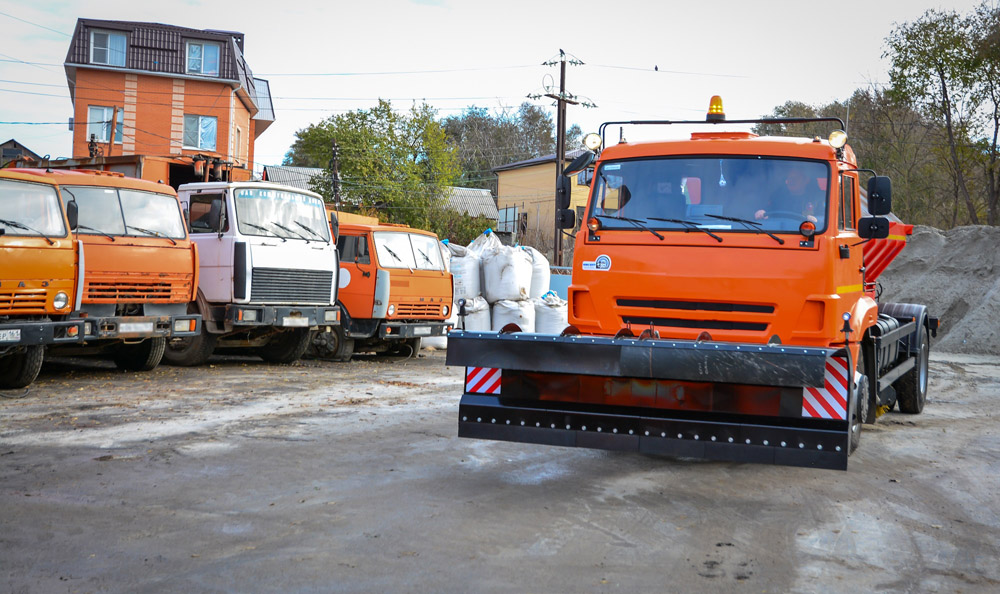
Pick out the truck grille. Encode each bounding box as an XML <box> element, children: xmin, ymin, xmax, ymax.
<box><xmin>395</xmin><ymin>302</ymin><xmax>443</xmax><ymax>318</ymax></box>
<box><xmin>617</xmin><ymin>298</ymin><xmax>774</xmax><ymax>333</ymax></box>
<box><xmin>0</xmin><ymin>289</ymin><xmax>46</xmax><ymax>313</ymax></box>
<box><xmin>85</xmin><ymin>272</ymin><xmax>193</xmax><ymax>303</ymax></box>
<box><xmin>251</xmin><ymin>268</ymin><xmax>333</xmax><ymax>304</ymax></box>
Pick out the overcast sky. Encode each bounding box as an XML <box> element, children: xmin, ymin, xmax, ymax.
<box><xmin>0</xmin><ymin>0</ymin><xmax>990</xmax><ymax>171</ymax></box>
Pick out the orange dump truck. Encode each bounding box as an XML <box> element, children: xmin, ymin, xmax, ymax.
<box><xmin>313</xmin><ymin>211</ymin><xmax>452</xmax><ymax>360</ymax></box>
<box><xmin>0</xmin><ymin>170</ymin><xmax>84</xmax><ymax>388</ymax></box>
<box><xmin>447</xmin><ymin>97</ymin><xmax>938</xmax><ymax>470</ymax></box>
<box><xmin>11</xmin><ymin>169</ymin><xmax>200</xmax><ymax>372</ymax></box>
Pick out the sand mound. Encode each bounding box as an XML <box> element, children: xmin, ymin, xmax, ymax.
<box><xmin>879</xmin><ymin>225</ymin><xmax>1000</xmax><ymax>355</ymax></box>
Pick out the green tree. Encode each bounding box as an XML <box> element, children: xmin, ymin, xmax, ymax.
<box><xmin>885</xmin><ymin>8</ymin><xmax>983</xmax><ymax>224</ymax></box>
<box><xmin>285</xmin><ymin>100</ymin><xmax>460</xmax><ymax>230</ymax></box>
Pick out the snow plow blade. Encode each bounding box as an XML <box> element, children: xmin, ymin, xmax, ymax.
<box><xmin>447</xmin><ymin>331</ymin><xmax>852</xmax><ymax>470</ymax></box>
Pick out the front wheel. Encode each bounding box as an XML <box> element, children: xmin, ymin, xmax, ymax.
<box><xmin>849</xmin><ymin>350</ymin><xmax>870</xmax><ymax>455</ymax></box>
<box><xmin>259</xmin><ymin>328</ymin><xmax>312</xmax><ymax>364</ymax></box>
<box><xmin>0</xmin><ymin>346</ymin><xmax>44</xmax><ymax>389</ymax></box>
<box><xmin>896</xmin><ymin>327</ymin><xmax>930</xmax><ymax>414</ymax></box>
<box><xmin>164</xmin><ymin>325</ymin><xmax>217</xmax><ymax>367</ymax></box>
<box><xmin>310</xmin><ymin>326</ymin><xmax>354</xmax><ymax>362</ymax></box>
<box><xmin>113</xmin><ymin>338</ymin><xmax>166</xmax><ymax>371</ymax></box>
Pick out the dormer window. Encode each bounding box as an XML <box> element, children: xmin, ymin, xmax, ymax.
<box><xmin>90</xmin><ymin>30</ymin><xmax>127</xmax><ymax>66</ymax></box>
<box><xmin>186</xmin><ymin>42</ymin><xmax>220</xmax><ymax>76</ymax></box>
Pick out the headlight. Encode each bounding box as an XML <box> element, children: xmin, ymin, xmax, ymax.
<box><xmin>829</xmin><ymin>130</ymin><xmax>848</xmax><ymax>148</ymax></box>
<box><xmin>241</xmin><ymin>309</ymin><xmax>258</xmax><ymax>322</ymax></box>
<box><xmin>583</xmin><ymin>133</ymin><xmax>602</xmax><ymax>151</ymax></box>
<box><xmin>53</xmin><ymin>291</ymin><xmax>69</xmax><ymax>310</ymax></box>
<box><xmin>442</xmin><ymin>305</ymin><xmax>449</xmax><ymax>316</ymax></box>
<box><xmin>387</xmin><ymin>304</ymin><xmax>395</xmax><ymax>316</ymax></box>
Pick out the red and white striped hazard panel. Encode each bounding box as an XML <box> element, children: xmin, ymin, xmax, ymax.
<box><xmin>466</xmin><ymin>367</ymin><xmax>501</xmax><ymax>394</ymax></box>
<box><xmin>802</xmin><ymin>356</ymin><xmax>849</xmax><ymax>420</ymax></box>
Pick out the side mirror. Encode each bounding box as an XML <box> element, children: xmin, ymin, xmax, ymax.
<box><xmin>65</xmin><ymin>200</ymin><xmax>78</xmax><ymax>230</ymax></box>
<box><xmin>556</xmin><ymin>208</ymin><xmax>576</xmax><ymax>229</ymax></box>
<box><xmin>556</xmin><ymin>176</ymin><xmax>571</xmax><ymax>210</ymax></box>
<box><xmin>562</xmin><ymin>151</ymin><xmax>596</xmax><ymax>176</ymax></box>
<box><xmin>858</xmin><ymin>216</ymin><xmax>890</xmax><ymax>239</ymax></box>
<box><xmin>330</xmin><ymin>215</ymin><xmax>339</xmax><ymax>244</ymax></box>
<box><xmin>867</xmin><ymin>176</ymin><xmax>892</xmax><ymax>215</ymax></box>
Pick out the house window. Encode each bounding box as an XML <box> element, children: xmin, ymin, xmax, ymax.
<box><xmin>186</xmin><ymin>42</ymin><xmax>220</xmax><ymax>76</ymax></box>
<box><xmin>90</xmin><ymin>30</ymin><xmax>127</xmax><ymax>66</ymax></box>
<box><xmin>183</xmin><ymin>115</ymin><xmax>217</xmax><ymax>151</ymax></box>
<box><xmin>88</xmin><ymin>106</ymin><xmax>123</xmax><ymax>143</ymax></box>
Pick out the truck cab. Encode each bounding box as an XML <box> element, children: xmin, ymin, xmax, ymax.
<box><xmin>0</xmin><ymin>171</ymin><xmax>83</xmax><ymax>388</ymax></box>
<box><xmin>315</xmin><ymin>212</ymin><xmax>451</xmax><ymax>360</ymax></box>
<box><xmin>11</xmin><ymin>168</ymin><xmax>201</xmax><ymax>374</ymax></box>
<box><xmin>447</xmin><ymin>98</ymin><xmax>935</xmax><ymax>469</ymax></box>
<box><xmin>168</xmin><ymin>181</ymin><xmax>340</xmax><ymax>365</ymax></box>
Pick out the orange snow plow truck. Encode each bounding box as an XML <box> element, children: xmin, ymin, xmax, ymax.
<box><xmin>313</xmin><ymin>211</ymin><xmax>452</xmax><ymax>360</ymax></box>
<box><xmin>447</xmin><ymin>97</ymin><xmax>938</xmax><ymax>470</ymax></box>
<box><xmin>6</xmin><ymin>169</ymin><xmax>200</xmax><ymax>376</ymax></box>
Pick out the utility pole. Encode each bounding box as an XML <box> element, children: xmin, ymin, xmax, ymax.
<box><xmin>107</xmin><ymin>106</ymin><xmax>119</xmax><ymax>157</ymax></box>
<box><xmin>536</xmin><ymin>50</ymin><xmax>593</xmax><ymax>266</ymax></box>
<box><xmin>330</xmin><ymin>139</ymin><xmax>342</xmax><ymax>208</ymax></box>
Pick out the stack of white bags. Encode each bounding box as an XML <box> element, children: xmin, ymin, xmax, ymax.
<box><xmin>430</xmin><ymin>230</ymin><xmax>568</xmax><ymax>348</ymax></box>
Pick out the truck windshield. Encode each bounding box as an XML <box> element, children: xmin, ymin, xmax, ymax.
<box><xmin>233</xmin><ymin>187</ymin><xmax>330</xmax><ymax>242</ymax></box>
<box><xmin>589</xmin><ymin>157</ymin><xmax>829</xmax><ymax>234</ymax></box>
<box><xmin>373</xmin><ymin>232</ymin><xmax>445</xmax><ymax>271</ymax></box>
<box><xmin>64</xmin><ymin>186</ymin><xmax>186</xmax><ymax>239</ymax></box>
<box><xmin>0</xmin><ymin>178</ymin><xmax>67</xmax><ymax>237</ymax></box>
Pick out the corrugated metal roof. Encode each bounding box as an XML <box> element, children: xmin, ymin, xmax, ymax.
<box><xmin>253</xmin><ymin>78</ymin><xmax>274</xmax><ymax>122</ymax></box>
<box><xmin>262</xmin><ymin>165</ymin><xmax>324</xmax><ymax>191</ymax></box>
<box><xmin>447</xmin><ymin>186</ymin><xmax>498</xmax><ymax>220</ymax></box>
<box><xmin>492</xmin><ymin>148</ymin><xmax>587</xmax><ymax>173</ymax></box>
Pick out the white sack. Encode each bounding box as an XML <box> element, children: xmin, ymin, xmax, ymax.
<box><xmin>467</xmin><ymin>229</ymin><xmax>502</xmax><ymax>256</ymax></box>
<box><xmin>459</xmin><ymin>296</ymin><xmax>492</xmax><ymax>332</ymax></box>
<box><xmin>521</xmin><ymin>245</ymin><xmax>551</xmax><ymax>299</ymax></box>
<box><xmin>533</xmin><ymin>292</ymin><xmax>568</xmax><ymax>335</ymax></box>
<box><xmin>450</xmin><ymin>252</ymin><xmax>481</xmax><ymax>302</ymax></box>
<box><xmin>422</xmin><ymin>306</ymin><xmax>457</xmax><ymax>349</ymax></box>
<box><xmin>481</xmin><ymin>246</ymin><xmax>532</xmax><ymax>304</ymax></box>
<box><xmin>491</xmin><ymin>299</ymin><xmax>535</xmax><ymax>332</ymax></box>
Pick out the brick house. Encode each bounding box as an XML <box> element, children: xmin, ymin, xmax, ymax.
<box><xmin>57</xmin><ymin>18</ymin><xmax>273</xmax><ymax>186</ymax></box>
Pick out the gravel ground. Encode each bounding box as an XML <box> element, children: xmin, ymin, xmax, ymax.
<box><xmin>1</xmin><ymin>349</ymin><xmax>998</xmax><ymax>594</ymax></box>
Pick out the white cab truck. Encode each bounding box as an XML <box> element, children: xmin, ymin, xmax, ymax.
<box><xmin>165</xmin><ymin>182</ymin><xmax>340</xmax><ymax>366</ymax></box>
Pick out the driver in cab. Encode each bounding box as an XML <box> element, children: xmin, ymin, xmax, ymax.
<box><xmin>754</xmin><ymin>168</ymin><xmax>819</xmax><ymax>225</ymax></box>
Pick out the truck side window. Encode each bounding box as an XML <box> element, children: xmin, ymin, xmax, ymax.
<box><xmin>337</xmin><ymin>235</ymin><xmax>370</xmax><ymax>264</ymax></box>
<box><xmin>840</xmin><ymin>177</ymin><xmax>856</xmax><ymax>230</ymax></box>
<box><xmin>189</xmin><ymin>194</ymin><xmax>227</xmax><ymax>233</ymax></box>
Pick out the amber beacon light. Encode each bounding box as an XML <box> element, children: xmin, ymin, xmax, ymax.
<box><xmin>706</xmin><ymin>96</ymin><xmax>726</xmax><ymax>122</ymax></box>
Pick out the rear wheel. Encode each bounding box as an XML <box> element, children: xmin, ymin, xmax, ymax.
<box><xmin>897</xmin><ymin>327</ymin><xmax>930</xmax><ymax>414</ymax></box>
<box><xmin>310</xmin><ymin>326</ymin><xmax>354</xmax><ymax>362</ymax></box>
<box><xmin>164</xmin><ymin>325</ymin><xmax>217</xmax><ymax>367</ymax></box>
<box><xmin>259</xmin><ymin>328</ymin><xmax>312</xmax><ymax>364</ymax></box>
<box><xmin>113</xmin><ymin>338</ymin><xmax>166</xmax><ymax>371</ymax></box>
<box><xmin>0</xmin><ymin>346</ymin><xmax>44</xmax><ymax>389</ymax></box>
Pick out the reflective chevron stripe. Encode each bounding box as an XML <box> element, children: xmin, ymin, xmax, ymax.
<box><xmin>466</xmin><ymin>367</ymin><xmax>501</xmax><ymax>394</ymax></box>
<box><xmin>802</xmin><ymin>356</ymin><xmax>850</xmax><ymax>420</ymax></box>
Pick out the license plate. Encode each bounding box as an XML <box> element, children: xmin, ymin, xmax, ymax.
<box><xmin>0</xmin><ymin>328</ymin><xmax>21</xmax><ymax>342</ymax></box>
<box><xmin>119</xmin><ymin>322</ymin><xmax>154</xmax><ymax>334</ymax></box>
<box><xmin>282</xmin><ymin>317</ymin><xmax>310</xmax><ymax>327</ymax></box>
<box><xmin>413</xmin><ymin>326</ymin><xmax>431</xmax><ymax>336</ymax></box>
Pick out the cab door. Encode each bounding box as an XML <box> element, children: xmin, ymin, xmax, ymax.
<box><xmin>186</xmin><ymin>192</ymin><xmax>234</xmax><ymax>302</ymax></box>
<box><xmin>337</xmin><ymin>232</ymin><xmax>376</xmax><ymax>321</ymax></box>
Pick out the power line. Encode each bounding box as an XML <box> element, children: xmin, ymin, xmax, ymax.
<box><xmin>0</xmin><ymin>10</ymin><xmax>70</xmax><ymax>37</ymax></box>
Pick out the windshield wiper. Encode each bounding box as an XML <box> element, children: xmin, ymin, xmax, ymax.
<box><xmin>245</xmin><ymin>222</ymin><xmax>286</xmax><ymax>242</ymax></box>
<box><xmin>647</xmin><ymin>217</ymin><xmax>722</xmax><ymax>242</ymax></box>
<box><xmin>127</xmin><ymin>225</ymin><xmax>176</xmax><ymax>245</ymax></box>
<box><xmin>593</xmin><ymin>214</ymin><xmax>663</xmax><ymax>240</ymax></box>
<box><xmin>295</xmin><ymin>220</ymin><xmax>327</xmax><ymax>242</ymax></box>
<box><xmin>0</xmin><ymin>218</ymin><xmax>55</xmax><ymax>245</ymax></box>
<box><xmin>271</xmin><ymin>221</ymin><xmax>310</xmax><ymax>242</ymax></box>
<box><xmin>383</xmin><ymin>245</ymin><xmax>413</xmax><ymax>271</ymax></box>
<box><xmin>76</xmin><ymin>224</ymin><xmax>116</xmax><ymax>242</ymax></box>
<box><xmin>416</xmin><ymin>247</ymin><xmax>435</xmax><ymax>267</ymax></box>
<box><xmin>704</xmin><ymin>214</ymin><xmax>784</xmax><ymax>245</ymax></box>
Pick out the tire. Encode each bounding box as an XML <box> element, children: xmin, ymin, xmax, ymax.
<box><xmin>259</xmin><ymin>328</ymin><xmax>312</xmax><ymax>364</ymax></box>
<box><xmin>0</xmin><ymin>346</ymin><xmax>44</xmax><ymax>389</ymax></box>
<box><xmin>163</xmin><ymin>326</ymin><xmax>217</xmax><ymax>367</ymax></box>
<box><xmin>847</xmin><ymin>344</ymin><xmax>871</xmax><ymax>455</ymax></box>
<box><xmin>897</xmin><ymin>327</ymin><xmax>929</xmax><ymax>414</ymax></box>
<box><xmin>310</xmin><ymin>326</ymin><xmax>354</xmax><ymax>362</ymax></box>
<box><xmin>113</xmin><ymin>338</ymin><xmax>166</xmax><ymax>371</ymax></box>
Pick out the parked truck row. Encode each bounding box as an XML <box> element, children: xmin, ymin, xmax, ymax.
<box><xmin>0</xmin><ymin>169</ymin><xmax>454</xmax><ymax>389</ymax></box>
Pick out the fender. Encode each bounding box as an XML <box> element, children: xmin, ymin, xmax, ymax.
<box><xmin>849</xmin><ymin>295</ymin><xmax>880</xmax><ymax>343</ymax></box>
